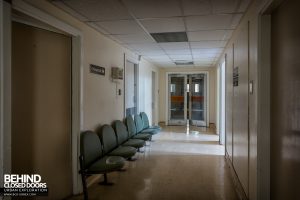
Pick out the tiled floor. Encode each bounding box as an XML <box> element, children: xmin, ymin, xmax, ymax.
<box><xmin>70</xmin><ymin>125</ymin><xmax>238</xmax><ymax>200</ymax></box>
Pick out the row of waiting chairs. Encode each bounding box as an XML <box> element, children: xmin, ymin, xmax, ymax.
<box><xmin>79</xmin><ymin>112</ymin><xmax>161</xmax><ymax>200</ymax></box>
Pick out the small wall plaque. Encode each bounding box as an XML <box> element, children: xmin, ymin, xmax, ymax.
<box><xmin>233</xmin><ymin>67</ymin><xmax>239</xmax><ymax>87</ymax></box>
<box><xmin>90</xmin><ymin>64</ymin><xmax>105</xmax><ymax>76</ymax></box>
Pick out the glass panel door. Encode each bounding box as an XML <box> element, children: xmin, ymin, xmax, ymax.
<box><xmin>168</xmin><ymin>74</ymin><xmax>187</xmax><ymax>125</ymax></box>
<box><xmin>189</xmin><ymin>74</ymin><xmax>207</xmax><ymax>126</ymax></box>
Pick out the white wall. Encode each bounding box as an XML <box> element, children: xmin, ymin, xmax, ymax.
<box><xmin>158</xmin><ymin>67</ymin><xmax>216</xmax><ymax>124</ymax></box>
<box><xmin>22</xmin><ymin>0</ymin><xmax>159</xmax><ymax>130</ymax></box>
<box><xmin>215</xmin><ymin>0</ymin><xmax>272</xmax><ymax>199</ymax></box>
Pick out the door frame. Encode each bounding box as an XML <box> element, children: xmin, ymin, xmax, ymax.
<box><xmin>1</xmin><ymin>0</ymin><xmax>84</xmax><ymax>195</ymax></box>
<box><xmin>0</xmin><ymin>0</ymin><xmax>12</xmax><ymax>191</ymax></box>
<box><xmin>151</xmin><ymin>71</ymin><xmax>156</xmax><ymax>126</ymax></box>
<box><xmin>257</xmin><ymin>0</ymin><xmax>284</xmax><ymax>199</ymax></box>
<box><xmin>218</xmin><ymin>58</ymin><xmax>226</xmax><ymax>145</ymax></box>
<box><xmin>123</xmin><ymin>54</ymin><xmax>139</xmax><ymax>117</ymax></box>
<box><xmin>165</xmin><ymin>71</ymin><xmax>210</xmax><ymax>126</ymax></box>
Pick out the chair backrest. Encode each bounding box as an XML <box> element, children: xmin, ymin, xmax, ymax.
<box><xmin>114</xmin><ymin>120</ymin><xmax>129</xmax><ymax>145</ymax></box>
<box><xmin>134</xmin><ymin>114</ymin><xmax>144</xmax><ymax>133</ymax></box>
<box><xmin>140</xmin><ymin>112</ymin><xmax>150</xmax><ymax>129</ymax></box>
<box><xmin>80</xmin><ymin>131</ymin><xmax>103</xmax><ymax>169</ymax></box>
<box><xmin>125</xmin><ymin>115</ymin><xmax>137</xmax><ymax>137</ymax></box>
<box><xmin>99</xmin><ymin>125</ymin><xmax>118</xmax><ymax>154</ymax></box>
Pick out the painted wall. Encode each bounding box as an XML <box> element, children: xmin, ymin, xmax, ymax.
<box><xmin>216</xmin><ymin>0</ymin><xmax>271</xmax><ymax>199</ymax></box>
<box><xmin>158</xmin><ymin>67</ymin><xmax>216</xmax><ymax>124</ymax></box>
<box><xmin>23</xmin><ymin>0</ymin><xmax>159</xmax><ymax>130</ymax></box>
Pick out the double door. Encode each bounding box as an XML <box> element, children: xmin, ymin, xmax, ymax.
<box><xmin>168</xmin><ymin>74</ymin><xmax>207</xmax><ymax>126</ymax></box>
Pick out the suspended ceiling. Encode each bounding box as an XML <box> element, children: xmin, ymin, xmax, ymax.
<box><xmin>52</xmin><ymin>0</ymin><xmax>251</xmax><ymax>68</ymax></box>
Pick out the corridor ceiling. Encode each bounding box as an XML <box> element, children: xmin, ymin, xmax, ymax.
<box><xmin>52</xmin><ymin>0</ymin><xmax>251</xmax><ymax>68</ymax></box>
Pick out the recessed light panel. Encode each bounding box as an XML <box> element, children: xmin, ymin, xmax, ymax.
<box><xmin>150</xmin><ymin>32</ymin><xmax>188</xmax><ymax>43</ymax></box>
<box><xmin>174</xmin><ymin>61</ymin><xmax>194</xmax><ymax>65</ymax></box>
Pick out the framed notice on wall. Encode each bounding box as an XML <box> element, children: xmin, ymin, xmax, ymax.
<box><xmin>233</xmin><ymin>67</ymin><xmax>239</xmax><ymax>87</ymax></box>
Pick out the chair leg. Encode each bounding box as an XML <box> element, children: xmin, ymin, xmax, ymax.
<box><xmin>99</xmin><ymin>173</ymin><xmax>114</xmax><ymax>186</ymax></box>
<box><xmin>80</xmin><ymin>173</ymin><xmax>88</xmax><ymax>200</ymax></box>
<box><xmin>127</xmin><ymin>157</ymin><xmax>137</xmax><ymax>161</ymax></box>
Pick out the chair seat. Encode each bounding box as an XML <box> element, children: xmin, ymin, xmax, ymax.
<box><xmin>88</xmin><ymin>156</ymin><xmax>125</xmax><ymax>173</ymax></box>
<box><xmin>108</xmin><ymin>146</ymin><xmax>136</xmax><ymax>158</ymax></box>
<box><xmin>123</xmin><ymin>139</ymin><xmax>145</xmax><ymax>148</ymax></box>
<box><xmin>141</xmin><ymin>128</ymin><xmax>159</xmax><ymax>135</ymax></box>
<box><xmin>132</xmin><ymin>133</ymin><xmax>151</xmax><ymax>141</ymax></box>
<box><xmin>149</xmin><ymin>125</ymin><xmax>161</xmax><ymax>130</ymax></box>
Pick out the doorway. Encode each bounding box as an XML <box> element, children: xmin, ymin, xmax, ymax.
<box><xmin>125</xmin><ymin>60</ymin><xmax>138</xmax><ymax>116</ymax></box>
<box><xmin>152</xmin><ymin>71</ymin><xmax>156</xmax><ymax>125</ymax></box>
<box><xmin>11</xmin><ymin>22</ymin><xmax>72</xmax><ymax>199</ymax></box>
<box><xmin>168</xmin><ymin>73</ymin><xmax>208</xmax><ymax>126</ymax></box>
<box><xmin>219</xmin><ymin>60</ymin><xmax>226</xmax><ymax>145</ymax></box>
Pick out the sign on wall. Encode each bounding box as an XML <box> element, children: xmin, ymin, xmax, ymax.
<box><xmin>233</xmin><ymin>67</ymin><xmax>239</xmax><ymax>86</ymax></box>
<box><xmin>90</xmin><ymin>64</ymin><xmax>105</xmax><ymax>76</ymax></box>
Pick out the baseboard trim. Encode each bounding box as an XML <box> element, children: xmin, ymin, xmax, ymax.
<box><xmin>225</xmin><ymin>152</ymin><xmax>248</xmax><ymax>200</ymax></box>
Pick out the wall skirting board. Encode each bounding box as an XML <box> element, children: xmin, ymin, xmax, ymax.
<box><xmin>225</xmin><ymin>152</ymin><xmax>248</xmax><ymax>200</ymax></box>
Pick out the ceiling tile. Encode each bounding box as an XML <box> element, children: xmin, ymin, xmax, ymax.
<box><xmin>87</xmin><ymin>22</ymin><xmax>110</xmax><ymax>34</ymax></box>
<box><xmin>231</xmin><ymin>14</ymin><xmax>243</xmax><ymax>28</ymax></box>
<box><xmin>190</xmin><ymin>41</ymin><xmax>227</xmax><ymax>48</ymax></box>
<box><xmin>61</xmin><ymin>0</ymin><xmax>132</xmax><ymax>21</ymax></box>
<box><xmin>194</xmin><ymin>57</ymin><xmax>215</xmax><ymax>62</ymax></box>
<box><xmin>160</xmin><ymin>42</ymin><xmax>190</xmax><ymax>50</ymax></box>
<box><xmin>139</xmin><ymin>50</ymin><xmax>166</xmax><ymax>56</ymax></box>
<box><xmin>185</xmin><ymin>15</ymin><xmax>237</xmax><ymax>31</ymax></box>
<box><xmin>128</xmin><ymin>43</ymin><xmax>162</xmax><ymax>51</ymax></box>
<box><xmin>164</xmin><ymin>49</ymin><xmax>192</xmax><ymax>55</ymax></box>
<box><xmin>169</xmin><ymin>54</ymin><xmax>193</xmax><ymax>60</ymax></box>
<box><xmin>123</xmin><ymin>0</ymin><xmax>182</xmax><ymax>18</ymax></box>
<box><xmin>211</xmin><ymin>0</ymin><xmax>240</xmax><ymax>14</ymax></box>
<box><xmin>112</xmin><ymin>34</ymin><xmax>154</xmax><ymax>43</ymax></box>
<box><xmin>182</xmin><ymin>0</ymin><xmax>211</xmax><ymax>16</ymax></box>
<box><xmin>194</xmin><ymin>60</ymin><xmax>213</xmax><ymax>66</ymax></box>
<box><xmin>95</xmin><ymin>20</ymin><xmax>145</xmax><ymax>34</ymax></box>
<box><xmin>145</xmin><ymin>55</ymin><xmax>171</xmax><ymax>62</ymax></box>
<box><xmin>52</xmin><ymin>1</ymin><xmax>89</xmax><ymax>21</ymax></box>
<box><xmin>238</xmin><ymin>0</ymin><xmax>252</xmax><ymax>12</ymax></box>
<box><xmin>188</xmin><ymin>30</ymin><xmax>233</xmax><ymax>41</ymax></box>
<box><xmin>192</xmin><ymin>48</ymin><xmax>223</xmax><ymax>54</ymax></box>
<box><xmin>193</xmin><ymin>54</ymin><xmax>216</xmax><ymax>59</ymax></box>
<box><xmin>140</xmin><ymin>18</ymin><xmax>185</xmax><ymax>33</ymax></box>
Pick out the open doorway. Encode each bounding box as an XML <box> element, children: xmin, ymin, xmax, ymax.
<box><xmin>125</xmin><ymin>60</ymin><xmax>138</xmax><ymax>116</ymax></box>
<box><xmin>151</xmin><ymin>71</ymin><xmax>156</xmax><ymax>125</ymax></box>
<box><xmin>219</xmin><ymin>60</ymin><xmax>226</xmax><ymax>145</ymax></box>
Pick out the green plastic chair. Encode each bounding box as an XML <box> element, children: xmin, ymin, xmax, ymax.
<box><xmin>114</xmin><ymin>120</ymin><xmax>145</xmax><ymax>149</ymax></box>
<box><xmin>99</xmin><ymin>125</ymin><xmax>137</xmax><ymax>159</ymax></box>
<box><xmin>134</xmin><ymin>114</ymin><xmax>159</xmax><ymax>135</ymax></box>
<box><xmin>140</xmin><ymin>112</ymin><xmax>161</xmax><ymax>131</ymax></box>
<box><xmin>126</xmin><ymin>115</ymin><xmax>152</xmax><ymax>141</ymax></box>
<box><xmin>79</xmin><ymin>131</ymin><xmax>125</xmax><ymax>200</ymax></box>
